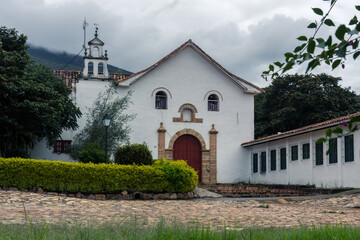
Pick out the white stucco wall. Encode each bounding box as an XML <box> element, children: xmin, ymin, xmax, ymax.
<box><xmin>247</xmin><ymin>126</ymin><xmax>360</xmax><ymax>188</ymax></box>
<box><xmin>30</xmin><ymin>79</ymin><xmax>111</xmax><ymax>161</ymax></box>
<box><xmin>117</xmin><ymin>46</ymin><xmax>255</xmax><ymax>183</ymax></box>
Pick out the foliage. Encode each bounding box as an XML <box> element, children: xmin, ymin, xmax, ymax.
<box><xmin>0</xmin><ymin>26</ymin><xmax>81</xmax><ymax>157</ymax></box>
<box><xmin>0</xmin><ymin>157</ymin><xmax>197</xmax><ymax>193</ymax></box>
<box><xmin>114</xmin><ymin>142</ymin><xmax>153</xmax><ymax>165</ymax></box>
<box><xmin>262</xmin><ymin>1</ymin><xmax>360</xmax><ymax>80</ymax></box>
<box><xmin>317</xmin><ymin>115</ymin><xmax>360</xmax><ymax>154</ymax></box>
<box><xmin>255</xmin><ymin>74</ymin><xmax>360</xmax><ymax>138</ymax></box>
<box><xmin>1</xmin><ymin>221</ymin><xmax>360</xmax><ymax>240</ymax></box>
<box><xmin>70</xmin><ymin>87</ymin><xmax>135</xmax><ymax>160</ymax></box>
<box><xmin>78</xmin><ymin>142</ymin><xmax>110</xmax><ymax>164</ymax></box>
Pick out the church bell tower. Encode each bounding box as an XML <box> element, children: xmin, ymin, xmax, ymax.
<box><xmin>82</xmin><ymin>26</ymin><xmax>110</xmax><ymax>79</ymax></box>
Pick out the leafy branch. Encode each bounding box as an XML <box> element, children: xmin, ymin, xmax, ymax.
<box><xmin>262</xmin><ymin>2</ymin><xmax>360</xmax><ymax>80</ymax></box>
<box><xmin>316</xmin><ymin>115</ymin><xmax>360</xmax><ymax>154</ymax></box>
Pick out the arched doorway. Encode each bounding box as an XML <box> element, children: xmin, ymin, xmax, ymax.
<box><xmin>173</xmin><ymin>134</ymin><xmax>202</xmax><ymax>182</ymax></box>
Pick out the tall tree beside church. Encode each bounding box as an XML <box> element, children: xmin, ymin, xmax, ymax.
<box><xmin>255</xmin><ymin>74</ymin><xmax>360</xmax><ymax>138</ymax></box>
<box><xmin>0</xmin><ymin>26</ymin><xmax>81</xmax><ymax>157</ymax></box>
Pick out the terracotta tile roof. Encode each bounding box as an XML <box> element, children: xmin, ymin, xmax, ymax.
<box><xmin>118</xmin><ymin>39</ymin><xmax>264</xmax><ymax>93</ymax></box>
<box><xmin>242</xmin><ymin>112</ymin><xmax>360</xmax><ymax>147</ymax></box>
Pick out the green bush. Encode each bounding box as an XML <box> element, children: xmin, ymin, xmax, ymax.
<box><xmin>78</xmin><ymin>142</ymin><xmax>110</xmax><ymax>164</ymax></box>
<box><xmin>0</xmin><ymin>158</ymin><xmax>197</xmax><ymax>193</ymax></box>
<box><xmin>114</xmin><ymin>142</ymin><xmax>153</xmax><ymax>165</ymax></box>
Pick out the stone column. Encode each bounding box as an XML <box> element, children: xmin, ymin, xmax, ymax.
<box><xmin>209</xmin><ymin>124</ymin><xmax>218</xmax><ymax>184</ymax></box>
<box><xmin>157</xmin><ymin>122</ymin><xmax>166</xmax><ymax>159</ymax></box>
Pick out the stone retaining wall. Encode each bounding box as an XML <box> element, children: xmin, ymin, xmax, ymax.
<box><xmin>199</xmin><ymin>183</ymin><xmax>351</xmax><ymax>197</ymax></box>
<box><xmin>0</xmin><ymin>187</ymin><xmax>196</xmax><ymax>200</ymax></box>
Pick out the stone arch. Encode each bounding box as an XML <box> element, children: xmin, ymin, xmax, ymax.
<box><xmin>168</xmin><ymin>129</ymin><xmax>206</xmax><ymax>151</ymax></box>
<box><xmin>178</xmin><ymin>103</ymin><xmax>198</xmax><ymax>113</ymax></box>
<box><xmin>173</xmin><ymin>103</ymin><xmax>203</xmax><ymax>123</ymax></box>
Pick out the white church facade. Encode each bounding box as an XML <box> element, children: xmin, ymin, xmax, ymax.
<box><xmin>29</xmin><ymin>37</ymin><xmax>360</xmax><ymax>188</ymax></box>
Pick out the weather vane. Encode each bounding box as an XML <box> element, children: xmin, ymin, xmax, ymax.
<box><xmin>82</xmin><ymin>17</ymin><xmax>89</xmax><ymax>50</ymax></box>
<box><xmin>94</xmin><ymin>23</ymin><xmax>99</xmax><ymax>36</ymax></box>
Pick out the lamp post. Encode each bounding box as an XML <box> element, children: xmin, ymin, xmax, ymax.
<box><xmin>102</xmin><ymin>113</ymin><xmax>111</xmax><ymax>163</ymax></box>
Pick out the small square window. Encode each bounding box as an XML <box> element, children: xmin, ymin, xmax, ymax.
<box><xmin>53</xmin><ymin>140</ymin><xmax>72</xmax><ymax>153</ymax></box>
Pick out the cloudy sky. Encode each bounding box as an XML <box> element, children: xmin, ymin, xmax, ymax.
<box><xmin>1</xmin><ymin>0</ymin><xmax>359</xmax><ymax>92</ymax></box>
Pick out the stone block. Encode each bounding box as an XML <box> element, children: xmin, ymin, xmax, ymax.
<box><xmin>95</xmin><ymin>194</ymin><xmax>106</xmax><ymax>200</ymax></box>
<box><xmin>170</xmin><ymin>193</ymin><xmax>177</xmax><ymax>199</ymax></box>
<box><xmin>88</xmin><ymin>194</ymin><xmax>95</xmax><ymax>200</ymax></box>
<box><xmin>143</xmin><ymin>193</ymin><xmax>153</xmax><ymax>200</ymax></box>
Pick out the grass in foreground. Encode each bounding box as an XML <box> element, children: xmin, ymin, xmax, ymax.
<box><xmin>0</xmin><ymin>219</ymin><xmax>360</xmax><ymax>240</ymax></box>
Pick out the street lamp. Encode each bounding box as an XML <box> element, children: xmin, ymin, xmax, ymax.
<box><xmin>102</xmin><ymin>113</ymin><xmax>111</xmax><ymax>163</ymax></box>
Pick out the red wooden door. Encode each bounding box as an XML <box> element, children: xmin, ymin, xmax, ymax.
<box><xmin>173</xmin><ymin>134</ymin><xmax>202</xmax><ymax>182</ymax></box>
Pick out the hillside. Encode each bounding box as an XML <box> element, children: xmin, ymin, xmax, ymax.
<box><xmin>27</xmin><ymin>45</ymin><xmax>132</xmax><ymax>74</ymax></box>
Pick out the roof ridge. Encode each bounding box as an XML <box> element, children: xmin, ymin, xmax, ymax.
<box><xmin>118</xmin><ymin>40</ymin><xmax>263</xmax><ymax>93</ymax></box>
<box><xmin>242</xmin><ymin>111</ymin><xmax>360</xmax><ymax>146</ymax></box>
<box><xmin>118</xmin><ymin>39</ymin><xmax>192</xmax><ymax>83</ymax></box>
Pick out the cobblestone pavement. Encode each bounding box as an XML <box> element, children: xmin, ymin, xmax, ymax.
<box><xmin>1</xmin><ymin>189</ymin><xmax>360</xmax><ymax>229</ymax></box>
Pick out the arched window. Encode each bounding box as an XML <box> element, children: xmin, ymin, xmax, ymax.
<box><xmin>208</xmin><ymin>94</ymin><xmax>219</xmax><ymax>111</ymax></box>
<box><xmin>155</xmin><ymin>91</ymin><xmax>167</xmax><ymax>109</ymax></box>
<box><xmin>98</xmin><ymin>63</ymin><xmax>104</xmax><ymax>75</ymax></box>
<box><xmin>88</xmin><ymin>62</ymin><xmax>94</xmax><ymax>75</ymax></box>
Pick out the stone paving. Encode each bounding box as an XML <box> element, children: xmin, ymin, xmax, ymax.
<box><xmin>0</xmin><ymin>189</ymin><xmax>360</xmax><ymax>229</ymax></box>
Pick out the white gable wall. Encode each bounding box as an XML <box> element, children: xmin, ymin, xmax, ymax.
<box><xmin>247</xmin><ymin>126</ymin><xmax>360</xmax><ymax>188</ymax></box>
<box><xmin>119</xmin><ymin>47</ymin><xmax>254</xmax><ymax>183</ymax></box>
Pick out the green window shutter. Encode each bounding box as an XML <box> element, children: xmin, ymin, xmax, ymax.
<box><xmin>291</xmin><ymin>145</ymin><xmax>298</xmax><ymax>161</ymax></box>
<box><xmin>253</xmin><ymin>153</ymin><xmax>258</xmax><ymax>173</ymax></box>
<box><xmin>302</xmin><ymin>143</ymin><xmax>310</xmax><ymax>159</ymax></box>
<box><xmin>261</xmin><ymin>151</ymin><xmax>266</xmax><ymax>173</ymax></box>
<box><xmin>280</xmin><ymin>148</ymin><xmax>286</xmax><ymax>170</ymax></box>
<box><xmin>271</xmin><ymin>150</ymin><xmax>276</xmax><ymax>171</ymax></box>
<box><xmin>345</xmin><ymin>135</ymin><xmax>354</xmax><ymax>162</ymax></box>
<box><xmin>329</xmin><ymin>138</ymin><xmax>338</xmax><ymax>164</ymax></box>
<box><xmin>316</xmin><ymin>142</ymin><xmax>323</xmax><ymax>165</ymax></box>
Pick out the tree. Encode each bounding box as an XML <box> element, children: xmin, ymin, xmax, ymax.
<box><xmin>262</xmin><ymin>1</ymin><xmax>360</xmax><ymax>80</ymax></box>
<box><xmin>70</xmin><ymin>87</ymin><xmax>135</xmax><ymax>160</ymax></box>
<box><xmin>0</xmin><ymin>26</ymin><xmax>81</xmax><ymax>157</ymax></box>
<box><xmin>255</xmin><ymin>74</ymin><xmax>360</xmax><ymax>138</ymax></box>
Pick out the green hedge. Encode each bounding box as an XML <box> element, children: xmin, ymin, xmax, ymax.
<box><xmin>0</xmin><ymin>158</ymin><xmax>198</xmax><ymax>193</ymax></box>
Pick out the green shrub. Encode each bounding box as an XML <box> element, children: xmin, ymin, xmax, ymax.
<box><xmin>78</xmin><ymin>142</ymin><xmax>110</xmax><ymax>164</ymax></box>
<box><xmin>114</xmin><ymin>142</ymin><xmax>153</xmax><ymax>165</ymax></box>
<box><xmin>0</xmin><ymin>158</ymin><xmax>197</xmax><ymax>193</ymax></box>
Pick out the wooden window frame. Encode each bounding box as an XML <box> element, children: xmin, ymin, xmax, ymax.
<box><xmin>53</xmin><ymin>140</ymin><xmax>72</xmax><ymax>153</ymax></box>
<box><xmin>155</xmin><ymin>91</ymin><xmax>167</xmax><ymax>109</ymax></box>
<box><xmin>345</xmin><ymin>135</ymin><xmax>354</xmax><ymax>163</ymax></box>
<box><xmin>315</xmin><ymin>142</ymin><xmax>323</xmax><ymax>166</ymax></box>
<box><xmin>270</xmin><ymin>149</ymin><xmax>276</xmax><ymax>171</ymax></box>
<box><xmin>329</xmin><ymin>138</ymin><xmax>338</xmax><ymax>164</ymax></box>
<box><xmin>280</xmin><ymin>147</ymin><xmax>286</xmax><ymax>170</ymax></box>
<box><xmin>302</xmin><ymin>143</ymin><xmax>310</xmax><ymax>160</ymax></box>
<box><xmin>260</xmin><ymin>151</ymin><xmax>266</xmax><ymax>173</ymax></box>
<box><xmin>252</xmin><ymin>153</ymin><xmax>258</xmax><ymax>173</ymax></box>
<box><xmin>291</xmin><ymin>145</ymin><xmax>298</xmax><ymax>161</ymax></box>
<box><xmin>208</xmin><ymin>94</ymin><xmax>219</xmax><ymax>111</ymax></box>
